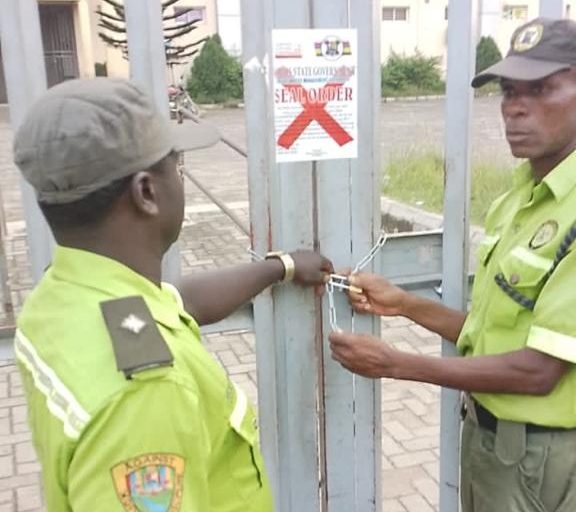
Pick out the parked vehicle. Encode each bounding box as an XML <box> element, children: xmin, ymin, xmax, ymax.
<box><xmin>168</xmin><ymin>85</ymin><xmax>199</xmax><ymax>123</ymax></box>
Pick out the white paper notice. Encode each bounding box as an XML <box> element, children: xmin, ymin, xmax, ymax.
<box><xmin>272</xmin><ymin>29</ymin><xmax>358</xmax><ymax>163</ymax></box>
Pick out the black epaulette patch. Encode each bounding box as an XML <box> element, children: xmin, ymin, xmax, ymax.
<box><xmin>100</xmin><ymin>296</ymin><xmax>174</xmax><ymax>379</ymax></box>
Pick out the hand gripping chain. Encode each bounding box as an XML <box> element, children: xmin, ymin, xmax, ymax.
<box><xmin>327</xmin><ymin>231</ymin><xmax>388</xmax><ymax>331</ymax></box>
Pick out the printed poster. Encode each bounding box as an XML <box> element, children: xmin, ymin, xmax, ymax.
<box><xmin>272</xmin><ymin>29</ymin><xmax>358</xmax><ymax>162</ymax></box>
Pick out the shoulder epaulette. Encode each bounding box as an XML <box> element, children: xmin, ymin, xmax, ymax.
<box><xmin>100</xmin><ymin>296</ymin><xmax>173</xmax><ymax>379</ymax></box>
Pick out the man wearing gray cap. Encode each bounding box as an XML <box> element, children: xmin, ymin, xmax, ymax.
<box><xmin>12</xmin><ymin>78</ymin><xmax>333</xmax><ymax>512</ymax></box>
<box><xmin>328</xmin><ymin>17</ymin><xmax>576</xmax><ymax>512</ymax></box>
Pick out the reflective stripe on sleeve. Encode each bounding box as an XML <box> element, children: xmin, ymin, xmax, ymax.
<box><xmin>527</xmin><ymin>325</ymin><xmax>576</xmax><ymax>364</ymax></box>
<box><xmin>15</xmin><ymin>330</ymin><xmax>91</xmax><ymax>439</ymax></box>
<box><xmin>229</xmin><ymin>382</ymin><xmax>248</xmax><ymax>431</ymax></box>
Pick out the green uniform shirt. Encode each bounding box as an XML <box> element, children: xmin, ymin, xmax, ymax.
<box><xmin>458</xmin><ymin>150</ymin><xmax>576</xmax><ymax>428</ymax></box>
<box><xmin>16</xmin><ymin>246</ymin><xmax>273</xmax><ymax>512</ymax></box>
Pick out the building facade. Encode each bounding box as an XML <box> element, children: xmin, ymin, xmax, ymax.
<box><xmin>380</xmin><ymin>0</ymin><xmax>576</xmax><ymax>69</ymax></box>
<box><xmin>0</xmin><ymin>0</ymin><xmax>96</xmax><ymax>103</ymax></box>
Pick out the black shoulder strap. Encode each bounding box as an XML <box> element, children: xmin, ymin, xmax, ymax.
<box><xmin>100</xmin><ymin>296</ymin><xmax>174</xmax><ymax>379</ymax></box>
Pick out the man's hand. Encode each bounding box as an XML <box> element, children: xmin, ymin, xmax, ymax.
<box><xmin>346</xmin><ymin>273</ymin><xmax>407</xmax><ymax>317</ymax></box>
<box><xmin>290</xmin><ymin>251</ymin><xmax>334</xmax><ymax>286</ymax></box>
<box><xmin>328</xmin><ymin>330</ymin><xmax>400</xmax><ymax>379</ymax></box>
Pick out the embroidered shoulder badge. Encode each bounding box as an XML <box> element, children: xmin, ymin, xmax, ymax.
<box><xmin>111</xmin><ymin>453</ymin><xmax>185</xmax><ymax>512</ymax></box>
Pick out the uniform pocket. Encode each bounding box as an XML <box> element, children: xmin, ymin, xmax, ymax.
<box><xmin>477</xmin><ymin>234</ymin><xmax>501</xmax><ymax>267</ymax></box>
<box><xmin>491</xmin><ymin>247</ymin><xmax>554</xmax><ymax>327</ymax></box>
<box><xmin>519</xmin><ymin>443</ymin><xmax>550</xmax><ymax>512</ymax></box>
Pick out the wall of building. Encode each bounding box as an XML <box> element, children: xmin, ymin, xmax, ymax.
<box><xmin>380</xmin><ymin>0</ymin><xmax>576</xmax><ymax>70</ymax></box>
<box><xmin>216</xmin><ymin>0</ymin><xmax>242</xmax><ymax>57</ymax></box>
<box><xmin>493</xmin><ymin>0</ymin><xmax>575</xmax><ymax>55</ymax></box>
<box><xmin>39</xmin><ymin>0</ymin><xmax>96</xmax><ymax>79</ymax></box>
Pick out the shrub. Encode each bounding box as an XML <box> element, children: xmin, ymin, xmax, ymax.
<box><xmin>475</xmin><ymin>36</ymin><xmax>502</xmax><ymax>74</ymax></box>
<box><xmin>187</xmin><ymin>35</ymin><xmax>244</xmax><ymax>104</ymax></box>
<box><xmin>381</xmin><ymin>51</ymin><xmax>445</xmax><ymax>97</ymax></box>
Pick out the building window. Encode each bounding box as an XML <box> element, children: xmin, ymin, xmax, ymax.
<box><xmin>174</xmin><ymin>6</ymin><xmax>205</xmax><ymax>24</ymax></box>
<box><xmin>382</xmin><ymin>7</ymin><xmax>409</xmax><ymax>21</ymax></box>
<box><xmin>502</xmin><ymin>5</ymin><xmax>528</xmax><ymax>21</ymax></box>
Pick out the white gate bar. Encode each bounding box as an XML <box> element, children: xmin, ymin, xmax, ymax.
<box><xmin>314</xmin><ymin>0</ymin><xmax>381</xmax><ymax>510</ymax></box>
<box><xmin>124</xmin><ymin>0</ymin><xmax>181</xmax><ymax>283</ymax></box>
<box><xmin>239</xmin><ymin>0</ymin><xmax>281</xmax><ymax>504</ymax></box>
<box><xmin>241</xmin><ymin>0</ymin><xmax>321</xmax><ymax>510</ymax></box>
<box><xmin>0</xmin><ymin>0</ymin><xmax>54</xmax><ymax>284</ymax></box>
<box><xmin>269</xmin><ymin>2</ymin><xmax>320</xmax><ymax>510</ymax></box>
<box><xmin>441</xmin><ymin>1</ymin><xmax>478</xmax><ymax>511</ymax></box>
<box><xmin>348</xmin><ymin>1</ymin><xmax>382</xmax><ymax>509</ymax></box>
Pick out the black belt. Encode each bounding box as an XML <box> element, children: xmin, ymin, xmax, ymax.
<box><xmin>470</xmin><ymin>399</ymin><xmax>572</xmax><ymax>434</ymax></box>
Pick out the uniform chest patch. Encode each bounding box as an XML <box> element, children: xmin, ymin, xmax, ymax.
<box><xmin>111</xmin><ymin>453</ymin><xmax>185</xmax><ymax>512</ymax></box>
<box><xmin>529</xmin><ymin>220</ymin><xmax>558</xmax><ymax>249</ymax></box>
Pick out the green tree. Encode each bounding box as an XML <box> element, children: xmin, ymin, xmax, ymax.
<box><xmin>475</xmin><ymin>36</ymin><xmax>502</xmax><ymax>74</ymax></box>
<box><xmin>187</xmin><ymin>35</ymin><xmax>243</xmax><ymax>104</ymax></box>
<box><xmin>381</xmin><ymin>51</ymin><xmax>444</xmax><ymax>97</ymax></box>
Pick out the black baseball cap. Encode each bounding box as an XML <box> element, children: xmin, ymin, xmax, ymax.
<box><xmin>472</xmin><ymin>17</ymin><xmax>576</xmax><ymax>88</ymax></box>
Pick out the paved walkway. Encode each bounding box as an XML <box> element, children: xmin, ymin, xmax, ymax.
<box><xmin>0</xmin><ymin>97</ymin><xmax>512</xmax><ymax>511</ymax></box>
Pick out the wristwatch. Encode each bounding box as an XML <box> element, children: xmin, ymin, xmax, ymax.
<box><xmin>265</xmin><ymin>251</ymin><xmax>296</xmax><ymax>283</ymax></box>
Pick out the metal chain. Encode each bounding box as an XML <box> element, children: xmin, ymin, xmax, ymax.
<box><xmin>247</xmin><ymin>231</ymin><xmax>388</xmax><ymax>331</ymax></box>
<box><xmin>327</xmin><ymin>230</ymin><xmax>389</xmax><ymax>331</ymax></box>
<box><xmin>353</xmin><ymin>231</ymin><xmax>388</xmax><ymax>273</ymax></box>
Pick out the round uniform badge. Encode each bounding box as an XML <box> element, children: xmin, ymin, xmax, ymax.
<box><xmin>513</xmin><ymin>23</ymin><xmax>544</xmax><ymax>52</ymax></box>
<box><xmin>529</xmin><ymin>220</ymin><xmax>558</xmax><ymax>249</ymax></box>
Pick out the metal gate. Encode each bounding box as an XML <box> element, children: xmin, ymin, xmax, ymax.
<box><xmin>0</xmin><ymin>45</ymin><xmax>6</xmax><ymax>103</ymax></box>
<box><xmin>39</xmin><ymin>4</ymin><xmax>79</xmax><ymax>87</ymax></box>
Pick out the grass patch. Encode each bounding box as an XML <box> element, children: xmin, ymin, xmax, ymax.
<box><xmin>382</xmin><ymin>150</ymin><xmax>514</xmax><ymax>226</ymax></box>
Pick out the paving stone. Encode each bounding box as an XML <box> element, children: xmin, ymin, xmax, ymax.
<box><xmin>16</xmin><ymin>464</ymin><xmax>40</xmax><ymax>477</ymax></box>
<box><xmin>383</xmin><ymin>420</ymin><xmax>413</xmax><ymax>442</ymax></box>
<box><xmin>0</xmin><ymin>422</ymin><xmax>10</xmax><ymax>437</ymax></box>
<box><xmin>0</xmin><ymin>458</ymin><xmax>13</xmax><ymax>479</ymax></box>
<box><xmin>400</xmin><ymin>493</ymin><xmax>436</xmax><ymax>512</ymax></box>
<box><xmin>382</xmin><ymin>467</ymin><xmax>428</xmax><ymax>499</ymax></box>
<box><xmin>15</xmin><ymin>484</ymin><xmax>42</xmax><ymax>511</ymax></box>
<box><xmin>391</xmin><ymin>450</ymin><xmax>436</xmax><ymax>469</ymax></box>
<box><xmin>382</xmin><ymin>435</ymin><xmax>404</xmax><ymax>457</ymax></box>
<box><xmin>414</xmin><ymin>476</ymin><xmax>439</xmax><ymax>507</ymax></box>
<box><xmin>382</xmin><ymin>498</ymin><xmax>407</xmax><ymax>512</ymax></box>
<box><xmin>15</xmin><ymin>444</ymin><xmax>35</xmax><ymax>465</ymax></box>
<box><xmin>403</xmin><ymin>398</ymin><xmax>428</xmax><ymax>417</ymax></box>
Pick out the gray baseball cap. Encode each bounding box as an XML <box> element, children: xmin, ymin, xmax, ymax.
<box><xmin>472</xmin><ymin>17</ymin><xmax>576</xmax><ymax>88</ymax></box>
<box><xmin>13</xmin><ymin>78</ymin><xmax>220</xmax><ymax>204</ymax></box>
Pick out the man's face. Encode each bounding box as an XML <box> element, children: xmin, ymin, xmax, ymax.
<box><xmin>500</xmin><ymin>69</ymin><xmax>576</xmax><ymax>163</ymax></box>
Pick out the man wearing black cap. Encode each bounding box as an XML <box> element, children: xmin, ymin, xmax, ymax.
<box><xmin>329</xmin><ymin>17</ymin><xmax>576</xmax><ymax>512</ymax></box>
<box><xmin>12</xmin><ymin>78</ymin><xmax>333</xmax><ymax>511</ymax></box>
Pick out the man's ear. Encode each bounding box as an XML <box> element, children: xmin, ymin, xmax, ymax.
<box><xmin>129</xmin><ymin>171</ymin><xmax>160</xmax><ymax>216</ymax></box>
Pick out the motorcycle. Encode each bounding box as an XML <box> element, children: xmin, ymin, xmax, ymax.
<box><xmin>168</xmin><ymin>85</ymin><xmax>199</xmax><ymax>124</ymax></box>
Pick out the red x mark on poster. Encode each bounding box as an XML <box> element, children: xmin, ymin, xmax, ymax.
<box><xmin>277</xmin><ymin>81</ymin><xmax>354</xmax><ymax>150</ymax></box>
